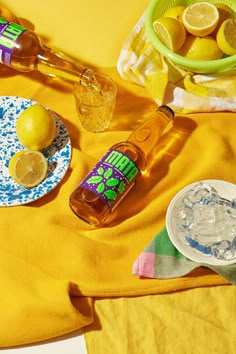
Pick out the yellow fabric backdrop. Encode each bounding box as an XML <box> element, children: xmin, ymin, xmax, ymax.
<box><xmin>2</xmin><ymin>0</ymin><xmax>150</xmax><ymax>67</ymax></box>
<box><xmin>0</xmin><ymin>1</ymin><xmax>236</xmax><ymax>352</ymax></box>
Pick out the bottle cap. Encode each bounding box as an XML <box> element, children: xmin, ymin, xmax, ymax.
<box><xmin>158</xmin><ymin>105</ymin><xmax>175</xmax><ymax>121</ymax></box>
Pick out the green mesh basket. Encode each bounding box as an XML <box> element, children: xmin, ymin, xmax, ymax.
<box><xmin>145</xmin><ymin>0</ymin><xmax>236</xmax><ymax>73</ymax></box>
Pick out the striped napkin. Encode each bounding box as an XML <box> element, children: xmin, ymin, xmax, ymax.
<box><xmin>133</xmin><ymin>227</ymin><xmax>236</xmax><ymax>284</ymax></box>
<box><xmin>117</xmin><ymin>13</ymin><xmax>236</xmax><ymax>113</ymax></box>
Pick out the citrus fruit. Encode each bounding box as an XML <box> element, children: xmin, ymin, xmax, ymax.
<box><xmin>178</xmin><ymin>35</ymin><xmax>223</xmax><ymax>60</ymax></box>
<box><xmin>216</xmin><ymin>18</ymin><xmax>236</xmax><ymax>55</ymax></box>
<box><xmin>212</xmin><ymin>3</ymin><xmax>236</xmax><ymax>36</ymax></box>
<box><xmin>183</xmin><ymin>75</ymin><xmax>209</xmax><ymax>97</ymax></box>
<box><xmin>182</xmin><ymin>2</ymin><xmax>220</xmax><ymax>37</ymax></box>
<box><xmin>163</xmin><ymin>6</ymin><xmax>186</xmax><ymax>23</ymax></box>
<box><xmin>8</xmin><ymin>150</ymin><xmax>48</xmax><ymax>188</ymax></box>
<box><xmin>153</xmin><ymin>17</ymin><xmax>186</xmax><ymax>51</ymax></box>
<box><xmin>16</xmin><ymin>103</ymin><xmax>57</xmax><ymax>151</ymax></box>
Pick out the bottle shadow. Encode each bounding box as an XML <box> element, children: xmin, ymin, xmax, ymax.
<box><xmin>108</xmin><ymin>85</ymin><xmax>157</xmax><ymax>132</ymax></box>
<box><xmin>106</xmin><ymin>116</ymin><xmax>198</xmax><ymax>227</ymax></box>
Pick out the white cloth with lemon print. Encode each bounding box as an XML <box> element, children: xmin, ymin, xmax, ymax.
<box><xmin>117</xmin><ymin>13</ymin><xmax>236</xmax><ymax>113</ymax></box>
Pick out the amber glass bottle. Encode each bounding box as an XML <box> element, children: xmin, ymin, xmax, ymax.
<box><xmin>0</xmin><ymin>17</ymin><xmax>98</xmax><ymax>89</ymax></box>
<box><xmin>69</xmin><ymin>105</ymin><xmax>175</xmax><ymax>226</ymax></box>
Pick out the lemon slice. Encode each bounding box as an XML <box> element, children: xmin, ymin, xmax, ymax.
<box><xmin>217</xmin><ymin>18</ymin><xmax>236</xmax><ymax>55</ymax></box>
<box><xmin>8</xmin><ymin>150</ymin><xmax>48</xmax><ymax>188</ymax></box>
<box><xmin>153</xmin><ymin>17</ymin><xmax>186</xmax><ymax>51</ymax></box>
<box><xmin>182</xmin><ymin>2</ymin><xmax>219</xmax><ymax>37</ymax></box>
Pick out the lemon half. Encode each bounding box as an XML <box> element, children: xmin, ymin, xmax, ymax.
<box><xmin>217</xmin><ymin>18</ymin><xmax>236</xmax><ymax>55</ymax></box>
<box><xmin>212</xmin><ymin>3</ymin><xmax>236</xmax><ymax>36</ymax></box>
<box><xmin>9</xmin><ymin>150</ymin><xmax>48</xmax><ymax>188</ymax></box>
<box><xmin>182</xmin><ymin>2</ymin><xmax>220</xmax><ymax>37</ymax></box>
<box><xmin>153</xmin><ymin>16</ymin><xmax>186</xmax><ymax>51</ymax></box>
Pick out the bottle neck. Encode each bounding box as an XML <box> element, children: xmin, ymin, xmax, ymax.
<box><xmin>127</xmin><ymin>109</ymin><xmax>173</xmax><ymax>157</ymax></box>
<box><xmin>35</xmin><ymin>44</ymin><xmax>100</xmax><ymax>91</ymax></box>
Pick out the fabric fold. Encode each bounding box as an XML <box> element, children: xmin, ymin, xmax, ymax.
<box><xmin>0</xmin><ymin>248</ymin><xmax>93</xmax><ymax>347</ymax></box>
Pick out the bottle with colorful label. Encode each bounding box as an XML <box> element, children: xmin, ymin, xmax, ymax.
<box><xmin>69</xmin><ymin>105</ymin><xmax>175</xmax><ymax>226</ymax></box>
<box><xmin>0</xmin><ymin>17</ymin><xmax>99</xmax><ymax>90</ymax></box>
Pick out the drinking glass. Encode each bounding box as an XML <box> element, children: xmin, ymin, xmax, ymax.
<box><xmin>74</xmin><ymin>73</ymin><xmax>117</xmax><ymax>132</ymax></box>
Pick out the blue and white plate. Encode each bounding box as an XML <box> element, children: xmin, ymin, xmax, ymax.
<box><xmin>0</xmin><ymin>96</ymin><xmax>71</xmax><ymax>206</ymax></box>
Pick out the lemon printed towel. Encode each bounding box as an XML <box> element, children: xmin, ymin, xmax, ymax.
<box><xmin>117</xmin><ymin>13</ymin><xmax>236</xmax><ymax>113</ymax></box>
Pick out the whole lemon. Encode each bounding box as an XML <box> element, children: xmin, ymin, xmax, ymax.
<box><xmin>178</xmin><ymin>35</ymin><xmax>223</xmax><ymax>60</ymax></box>
<box><xmin>16</xmin><ymin>104</ymin><xmax>57</xmax><ymax>151</ymax></box>
<box><xmin>163</xmin><ymin>6</ymin><xmax>186</xmax><ymax>23</ymax></box>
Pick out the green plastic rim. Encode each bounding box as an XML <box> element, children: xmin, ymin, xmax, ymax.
<box><xmin>145</xmin><ymin>0</ymin><xmax>236</xmax><ymax>74</ymax></box>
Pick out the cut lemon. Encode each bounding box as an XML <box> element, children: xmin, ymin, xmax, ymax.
<box><xmin>183</xmin><ymin>75</ymin><xmax>209</xmax><ymax>97</ymax></box>
<box><xmin>163</xmin><ymin>6</ymin><xmax>186</xmax><ymax>23</ymax></box>
<box><xmin>178</xmin><ymin>35</ymin><xmax>223</xmax><ymax>60</ymax></box>
<box><xmin>8</xmin><ymin>150</ymin><xmax>48</xmax><ymax>188</ymax></box>
<box><xmin>212</xmin><ymin>3</ymin><xmax>236</xmax><ymax>36</ymax></box>
<box><xmin>182</xmin><ymin>2</ymin><xmax>219</xmax><ymax>37</ymax></box>
<box><xmin>153</xmin><ymin>17</ymin><xmax>186</xmax><ymax>51</ymax></box>
<box><xmin>216</xmin><ymin>18</ymin><xmax>236</xmax><ymax>55</ymax></box>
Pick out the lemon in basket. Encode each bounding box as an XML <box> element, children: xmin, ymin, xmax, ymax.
<box><xmin>178</xmin><ymin>35</ymin><xmax>223</xmax><ymax>60</ymax></box>
<box><xmin>217</xmin><ymin>18</ymin><xmax>236</xmax><ymax>55</ymax></box>
<box><xmin>212</xmin><ymin>3</ymin><xmax>236</xmax><ymax>35</ymax></box>
<box><xmin>163</xmin><ymin>6</ymin><xmax>186</xmax><ymax>23</ymax></box>
<box><xmin>182</xmin><ymin>2</ymin><xmax>220</xmax><ymax>37</ymax></box>
<box><xmin>8</xmin><ymin>150</ymin><xmax>48</xmax><ymax>188</ymax></box>
<box><xmin>153</xmin><ymin>17</ymin><xmax>186</xmax><ymax>51</ymax></box>
<box><xmin>16</xmin><ymin>103</ymin><xmax>57</xmax><ymax>151</ymax></box>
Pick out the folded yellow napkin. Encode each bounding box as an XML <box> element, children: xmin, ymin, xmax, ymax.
<box><xmin>117</xmin><ymin>13</ymin><xmax>236</xmax><ymax>113</ymax></box>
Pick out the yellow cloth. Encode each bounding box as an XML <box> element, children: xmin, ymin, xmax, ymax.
<box><xmin>0</xmin><ymin>66</ymin><xmax>235</xmax><ymax>348</ymax></box>
<box><xmin>2</xmin><ymin>0</ymin><xmax>150</xmax><ymax>67</ymax></box>
<box><xmin>0</xmin><ymin>1</ymin><xmax>236</xmax><ymax>350</ymax></box>
<box><xmin>85</xmin><ymin>286</ymin><xmax>236</xmax><ymax>354</ymax></box>
<box><xmin>117</xmin><ymin>14</ymin><xmax>236</xmax><ymax>113</ymax></box>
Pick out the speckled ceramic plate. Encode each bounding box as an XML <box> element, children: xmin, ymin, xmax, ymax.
<box><xmin>0</xmin><ymin>96</ymin><xmax>71</xmax><ymax>206</ymax></box>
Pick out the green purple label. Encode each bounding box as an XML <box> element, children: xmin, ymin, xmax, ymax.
<box><xmin>80</xmin><ymin>149</ymin><xmax>140</xmax><ymax>205</ymax></box>
<box><xmin>0</xmin><ymin>17</ymin><xmax>26</xmax><ymax>66</ymax></box>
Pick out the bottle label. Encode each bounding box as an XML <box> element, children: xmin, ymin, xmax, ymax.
<box><xmin>0</xmin><ymin>17</ymin><xmax>26</xmax><ymax>66</ymax></box>
<box><xmin>80</xmin><ymin>149</ymin><xmax>140</xmax><ymax>205</ymax></box>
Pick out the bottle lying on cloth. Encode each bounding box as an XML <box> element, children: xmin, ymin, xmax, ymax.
<box><xmin>0</xmin><ymin>16</ymin><xmax>99</xmax><ymax>90</ymax></box>
<box><xmin>69</xmin><ymin>105</ymin><xmax>175</xmax><ymax>226</ymax></box>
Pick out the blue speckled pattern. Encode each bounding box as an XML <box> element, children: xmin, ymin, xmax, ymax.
<box><xmin>0</xmin><ymin>96</ymin><xmax>71</xmax><ymax>206</ymax></box>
